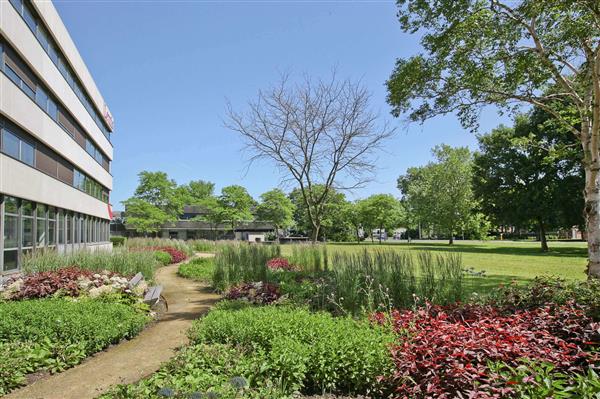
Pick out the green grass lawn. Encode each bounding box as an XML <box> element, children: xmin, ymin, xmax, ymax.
<box><xmin>281</xmin><ymin>240</ymin><xmax>588</xmax><ymax>284</ymax></box>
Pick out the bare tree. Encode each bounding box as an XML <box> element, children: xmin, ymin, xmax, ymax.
<box><xmin>226</xmin><ymin>73</ymin><xmax>394</xmax><ymax>242</ymax></box>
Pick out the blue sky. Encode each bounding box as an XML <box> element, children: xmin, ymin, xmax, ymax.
<box><xmin>54</xmin><ymin>1</ymin><xmax>512</xmax><ymax>210</ymax></box>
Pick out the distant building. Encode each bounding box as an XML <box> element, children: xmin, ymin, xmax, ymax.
<box><xmin>114</xmin><ymin>205</ymin><xmax>275</xmax><ymax>242</ymax></box>
<box><xmin>1</xmin><ymin>0</ymin><xmax>114</xmax><ymax>274</ymax></box>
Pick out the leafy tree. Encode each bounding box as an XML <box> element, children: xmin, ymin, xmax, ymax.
<box><xmin>474</xmin><ymin>111</ymin><xmax>584</xmax><ymax>251</ymax></box>
<box><xmin>398</xmin><ymin>145</ymin><xmax>479</xmax><ymax>244</ymax></box>
<box><xmin>218</xmin><ymin>185</ymin><xmax>256</xmax><ymax>236</ymax></box>
<box><xmin>357</xmin><ymin>194</ymin><xmax>405</xmax><ymax>243</ymax></box>
<box><xmin>121</xmin><ymin>198</ymin><xmax>170</xmax><ymax>236</ymax></box>
<box><xmin>133</xmin><ymin>171</ymin><xmax>182</xmax><ymax>217</ymax></box>
<box><xmin>196</xmin><ymin>196</ymin><xmax>226</xmax><ymax>241</ymax></box>
<box><xmin>289</xmin><ymin>186</ymin><xmax>352</xmax><ymax>241</ymax></box>
<box><xmin>227</xmin><ymin>73</ymin><xmax>394</xmax><ymax>242</ymax></box>
<box><xmin>179</xmin><ymin>180</ymin><xmax>215</xmax><ymax>205</ymax></box>
<box><xmin>386</xmin><ymin>0</ymin><xmax>600</xmax><ymax>275</ymax></box>
<box><xmin>255</xmin><ymin>189</ymin><xmax>295</xmax><ymax>240</ymax></box>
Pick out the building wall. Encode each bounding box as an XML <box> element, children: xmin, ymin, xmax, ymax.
<box><xmin>0</xmin><ymin>0</ymin><xmax>114</xmax><ymax>273</ymax></box>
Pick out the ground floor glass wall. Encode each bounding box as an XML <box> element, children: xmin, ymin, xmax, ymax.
<box><xmin>0</xmin><ymin>194</ymin><xmax>110</xmax><ymax>273</ymax></box>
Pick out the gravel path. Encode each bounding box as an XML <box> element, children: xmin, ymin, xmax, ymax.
<box><xmin>5</xmin><ymin>254</ymin><xmax>220</xmax><ymax>399</ymax></box>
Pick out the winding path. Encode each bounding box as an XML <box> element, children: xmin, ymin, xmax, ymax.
<box><xmin>6</xmin><ymin>254</ymin><xmax>220</xmax><ymax>399</ymax></box>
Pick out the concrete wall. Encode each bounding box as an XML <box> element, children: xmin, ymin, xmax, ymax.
<box><xmin>0</xmin><ymin>154</ymin><xmax>110</xmax><ymax>220</ymax></box>
<box><xmin>0</xmin><ymin>1</ymin><xmax>113</xmax><ymax>157</ymax></box>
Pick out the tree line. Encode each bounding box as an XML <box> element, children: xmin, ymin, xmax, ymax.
<box><xmin>121</xmin><ymin>171</ymin><xmax>407</xmax><ymax>242</ymax></box>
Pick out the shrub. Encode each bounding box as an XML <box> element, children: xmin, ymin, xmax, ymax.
<box><xmin>156</xmin><ymin>247</ymin><xmax>187</xmax><ymax>263</ymax></box>
<box><xmin>0</xmin><ymin>298</ymin><xmax>149</xmax><ymax>394</ymax></box>
<box><xmin>482</xmin><ymin>276</ymin><xmax>600</xmax><ymax>320</ymax></box>
<box><xmin>178</xmin><ymin>257</ymin><xmax>214</xmax><ymax>282</ymax></box>
<box><xmin>99</xmin><ymin>343</ymin><xmax>281</xmax><ymax>399</ymax></box>
<box><xmin>225</xmin><ymin>282</ymin><xmax>281</xmax><ymax>304</ymax></box>
<box><xmin>21</xmin><ymin>249</ymin><xmax>160</xmax><ymax>280</ymax></box>
<box><xmin>373</xmin><ymin>302</ymin><xmax>598</xmax><ymax>398</ymax></box>
<box><xmin>153</xmin><ymin>251</ymin><xmax>172</xmax><ymax>266</ymax></box>
<box><xmin>110</xmin><ymin>236</ymin><xmax>127</xmax><ymax>247</ymax></box>
<box><xmin>190</xmin><ymin>306</ymin><xmax>394</xmax><ymax>396</ymax></box>
<box><xmin>0</xmin><ymin>268</ymin><xmax>140</xmax><ymax>301</ymax></box>
<box><xmin>126</xmin><ymin>238</ymin><xmax>193</xmax><ymax>256</ymax></box>
<box><xmin>266</xmin><ymin>257</ymin><xmax>298</xmax><ymax>271</ymax></box>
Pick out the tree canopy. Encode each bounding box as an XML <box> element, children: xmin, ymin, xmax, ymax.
<box><xmin>255</xmin><ymin>189</ymin><xmax>296</xmax><ymax>239</ymax></box>
<box><xmin>386</xmin><ymin>0</ymin><xmax>600</xmax><ymax>276</ymax></box>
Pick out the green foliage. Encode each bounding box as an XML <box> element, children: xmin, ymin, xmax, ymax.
<box><xmin>153</xmin><ymin>251</ymin><xmax>172</xmax><ymax>266</ymax></box>
<box><xmin>289</xmin><ymin>186</ymin><xmax>353</xmax><ymax>241</ymax></box>
<box><xmin>490</xmin><ymin>361</ymin><xmax>600</xmax><ymax>399</ymax></box>
<box><xmin>133</xmin><ymin>171</ymin><xmax>182</xmax><ymax>216</ymax></box>
<box><xmin>212</xmin><ymin>244</ymin><xmax>280</xmax><ymax>291</ymax></box>
<box><xmin>178</xmin><ymin>258</ymin><xmax>215</xmax><ymax>282</ymax></box>
<box><xmin>481</xmin><ymin>276</ymin><xmax>600</xmax><ymax>321</ymax></box>
<box><xmin>188</xmin><ymin>239</ymin><xmax>217</xmax><ymax>252</ymax></box>
<box><xmin>21</xmin><ymin>248</ymin><xmax>161</xmax><ymax>280</ymax></box>
<box><xmin>398</xmin><ymin>145</ymin><xmax>486</xmax><ymax>243</ymax></box>
<box><xmin>126</xmin><ymin>237</ymin><xmax>194</xmax><ymax>256</ymax></box>
<box><xmin>255</xmin><ymin>189</ymin><xmax>295</xmax><ymax>236</ymax></box>
<box><xmin>189</xmin><ymin>306</ymin><xmax>394</xmax><ymax>396</ymax></box>
<box><xmin>110</xmin><ymin>236</ymin><xmax>127</xmax><ymax>246</ymax></box>
<box><xmin>121</xmin><ymin>197</ymin><xmax>172</xmax><ymax>235</ymax></box>
<box><xmin>0</xmin><ymin>298</ymin><xmax>149</xmax><ymax>395</ymax></box>
<box><xmin>218</xmin><ymin>185</ymin><xmax>256</xmax><ymax>231</ymax></box>
<box><xmin>288</xmin><ymin>244</ymin><xmax>328</xmax><ymax>273</ymax></box>
<box><xmin>327</xmin><ymin>250</ymin><xmax>464</xmax><ymax>315</ymax></box>
<box><xmin>177</xmin><ymin>179</ymin><xmax>215</xmax><ymax>205</ymax></box>
<box><xmin>473</xmin><ymin>110</ymin><xmax>584</xmax><ymax>250</ymax></box>
<box><xmin>357</xmin><ymin>194</ymin><xmax>405</xmax><ymax>242</ymax></box>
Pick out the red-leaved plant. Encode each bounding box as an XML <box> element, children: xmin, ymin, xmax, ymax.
<box><xmin>372</xmin><ymin>302</ymin><xmax>599</xmax><ymax>398</ymax></box>
<box><xmin>225</xmin><ymin>281</ymin><xmax>281</xmax><ymax>304</ymax></box>
<box><xmin>266</xmin><ymin>258</ymin><xmax>298</xmax><ymax>271</ymax></box>
<box><xmin>134</xmin><ymin>246</ymin><xmax>187</xmax><ymax>264</ymax></box>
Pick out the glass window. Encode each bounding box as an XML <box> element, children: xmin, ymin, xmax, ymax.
<box><xmin>58</xmin><ymin>211</ymin><xmax>64</xmax><ymax>244</ymax></box>
<box><xmin>3</xmin><ymin>213</ymin><xmax>18</xmax><ymax>249</ymax></box>
<box><xmin>85</xmin><ymin>140</ymin><xmax>95</xmax><ymax>156</ymax></box>
<box><xmin>2</xmin><ymin>129</ymin><xmax>20</xmax><ymax>159</ymax></box>
<box><xmin>66</xmin><ymin>214</ymin><xmax>71</xmax><ymax>244</ymax></box>
<box><xmin>37</xmin><ymin>26</ymin><xmax>49</xmax><ymax>51</ymax></box>
<box><xmin>21</xmin><ymin>81</ymin><xmax>35</xmax><ymax>98</ymax></box>
<box><xmin>4</xmin><ymin>197</ymin><xmax>18</xmax><ymax>215</ymax></box>
<box><xmin>48</xmin><ymin>219</ymin><xmax>56</xmax><ymax>245</ymax></box>
<box><xmin>48</xmin><ymin>42</ymin><xmax>58</xmax><ymax>65</ymax></box>
<box><xmin>4</xmin><ymin>65</ymin><xmax>21</xmax><ymax>88</ymax></box>
<box><xmin>3</xmin><ymin>250</ymin><xmax>18</xmax><ymax>272</ymax></box>
<box><xmin>37</xmin><ymin>204</ymin><xmax>46</xmax><ymax>217</ymax></box>
<box><xmin>37</xmin><ymin>216</ymin><xmax>46</xmax><ymax>247</ymax></box>
<box><xmin>58</xmin><ymin>57</ymin><xmax>69</xmax><ymax>80</ymax></box>
<box><xmin>22</xmin><ymin>217</ymin><xmax>33</xmax><ymax>248</ymax></box>
<box><xmin>48</xmin><ymin>98</ymin><xmax>58</xmax><ymax>119</ymax></box>
<box><xmin>21</xmin><ymin>200</ymin><xmax>33</xmax><ymax>217</ymax></box>
<box><xmin>23</xmin><ymin>3</ymin><xmax>37</xmax><ymax>32</ymax></box>
<box><xmin>21</xmin><ymin>139</ymin><xmax>34</xmax><ymax>166</ymax></box>
<box><xmin>36</xmin><ymin>86</ymin><xmax>49</xmax><ymax>111</ymax></box>
<box><xmin>73</xmin><ymin>214</ymin><xmax>79</xmax><ymax>244</ymax></box>
<box><xmin>9</xmin><ymin>0</ymin><xmax>22</xmax><ymax>14</ymax></box>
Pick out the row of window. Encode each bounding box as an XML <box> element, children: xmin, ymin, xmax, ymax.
<box><xmin>1</xmin><ymin>195</ymin><xmax>110</xmax><ymax>272</ymax></box>
<box><xmin>0</xmin><ymin>39</ymin><xmax>110</xmax><ymax>172</ymax></box>
<box><xmin>8</xmin><ymin>0</ymin><xmax>113</xmax><ymax>141</ymax></box>
<box><xmin>0</xmin><ymin>117</ymin><xmax>110</xmax><ymax>203</ymax></box>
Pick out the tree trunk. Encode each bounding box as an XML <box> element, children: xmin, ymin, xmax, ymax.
<box><xmin>356</xmin><ymin>227</ymin><xmax>361</xmax><ymax>243</ymax></box>
<box><xmin>311</xmin><ymin>224</ymin><xmax>320</xmax><ymax>244</ymax></box>
<box><xmin>584</xmin><ymin>165</ymin><xmax>600</xmax><ymax>278</ymax></box>
<box><xmin>379</xmin><ymin>225</ymin><xmax>383</xmax><ymax>244</ymax></box>
<box><xmin>448</xmin><ymin>235</ymin><xmax>454</xmax><ymax>245</ymax></box>
<box><xmin>539</xmin><ymin>220</ymin><xmax>549</xmax><ymax>252</ymax></box>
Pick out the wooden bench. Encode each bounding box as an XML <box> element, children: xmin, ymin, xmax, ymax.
<box><xmin>128</xmin><ymin>273</ymin><xmax>167</xmax><ymax>311</ymax></box>
<box><xmin>128</xmin><ymin>272</ymin><xmax>144</xmax><ymax>288</ymax></box>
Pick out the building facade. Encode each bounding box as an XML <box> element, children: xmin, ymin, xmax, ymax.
<box><xmin>1</xmin><ymin>0</ymin><xmax>113</xmax><ymax>274</ymax></box>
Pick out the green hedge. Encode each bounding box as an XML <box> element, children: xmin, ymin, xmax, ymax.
<box><xmin>110</xmin><ymin>236</ymin><xmax>127</xmax><ymax>246</ymax></box>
